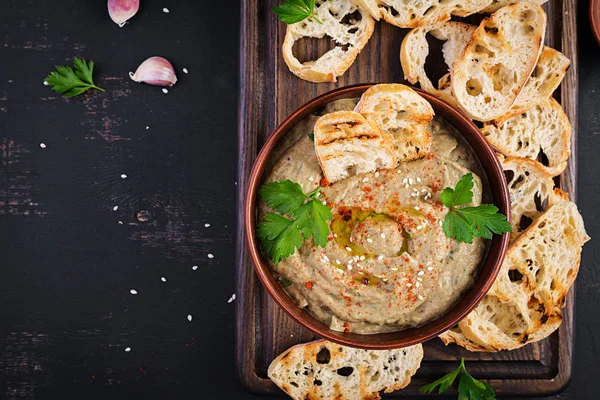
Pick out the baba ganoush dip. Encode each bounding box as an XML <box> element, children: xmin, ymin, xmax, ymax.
<box><xmin>259</xmin><ymin>99</ymin><xmax>486</xmax><ymax>334</ymax></box>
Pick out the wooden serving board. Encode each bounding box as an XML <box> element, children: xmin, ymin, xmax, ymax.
<box><xmin>236</xmin><ymin>0</ymin><xmax>578</xmax><ymax>397</ymax></box>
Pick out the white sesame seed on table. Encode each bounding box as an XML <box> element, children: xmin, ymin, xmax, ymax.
<box><xmin>187</xmin><ymin>315</ymin><xmax>193</xmax><ymax>322</ymax></box>
<box><xmin>130</xmin><ymin>289</ymin><xmax>138</xmax><ymax>295</ymax></box>
<box><xmin>162</xmin><ymin>88</ymin><xmax>168</xmax><ymax>94</ymax></box>
<box><xmin>207</xmin><ymin>253</ymin><xmax>214</xmax><ymax>259</ymax></box>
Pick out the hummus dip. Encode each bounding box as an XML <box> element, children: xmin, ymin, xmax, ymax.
<box><xmin>260</xmin><ymin>99</ymin><xmax>486</xmax><ymax>334</ymax></box>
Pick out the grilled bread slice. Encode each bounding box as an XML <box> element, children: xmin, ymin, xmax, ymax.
<box><xmin>481</xmin><ymin>97</ymin><xmax>571</xmax><ymax>175</ymax></box>
<box><xmin>282</xmin><ymin>0</ymin><xmax>375</xmax><ymax>83</ymax></box>
<box><xmin>353</xmin><ymin>0</ymin><xmax>492</xmax><ymax>27</ymax></box>
<box><xmin>482</xmin><ymin>0</ymin><xmax>548</xmax><ymax>14</ymax></box>
<box><xmin>440</xmin><ymin>200</ymin><xmax>589</xmax><ymax>351</ymax></box>
<box><xmin>268</xmin><ymin>340</ymin><xmax>423</xmax><ymax>400</ymax></box>
<box><xmin>452</xmin><ymin>2</ymin><xmax>547</xmax><ymax>121</ymax></box>
<box><xmin>501</xmin><ymin>156</ymin><xmax>568</xmax><ymax>243</ymax></box>
<box><xmin>494</xmin><ymin>47</ymin><xmax>570</xmax><ymax>125</ymax></box>
<box><xmin>314</xmin><ymin>111</ymin><xmax>397</xmax><ymax>184</ymax></box>
<box><xmin>401</xmin><ymin>22</ymin><xmax>477</xmax><ymax>106</ymax></box>
<box><xmin>355</xmin><ymin>84</ymin><xmax>434</xmax><ymax>161</ymax></box>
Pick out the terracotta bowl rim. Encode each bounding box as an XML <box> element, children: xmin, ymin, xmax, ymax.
<box><xmin>591</xmin><ymin>0</ymin><xmax>600</xmax><ymax>46</ymax></box>
<box><xmin>244</xmin><ymin>84</ymin><xmax>510</xmax><ymax>350</ymax></box>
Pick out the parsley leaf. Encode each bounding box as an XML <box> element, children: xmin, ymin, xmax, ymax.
<box><xmin>45</xmin><ymin>58</ymin><xmax>105</xmax><ymax>97</ymax></box>
<box><xmin>420</xmin><ymin>358</ymin><xmax>495</xmax><ymax>399</ymax></box>
<box><xmin>258</xmin><ymin>180</ymin><xmax>332</xmax><ymax>264</ymax></box>
<box><xmin>273</xmin><ymin>0</ymin><xmax>323</xmax><ymax>24</ymax></box>
<box><xmin>442</xmin><ymin>174</ymin><xmax>511</xmax><ymax>243</ymax></box>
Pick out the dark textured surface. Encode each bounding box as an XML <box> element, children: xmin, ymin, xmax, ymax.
<box><xmin>0</xmin><ymin>1</ymin><xmax>597</xmax><ymax>400</ymax></box>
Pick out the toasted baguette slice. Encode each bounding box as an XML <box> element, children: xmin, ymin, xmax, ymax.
<box><xmin>401</xmin><ymin>22</ymin><xmax>477</xmax><ymax>106</ymax></box>
<box><xmin>495</xmin><ymin>47</ymin><xmax>570</xmax><ymax>125</ymax></box>
<box><xmin>282</xmin><ymin>0</ymin><xmax>375</xmax><ymax>83</ymax></box>
<box><xmin>314</xmin><ymin>111</ymin><xmax>397</xmax><ymax>183</ymax></box>
<box><xmin>481</xmin><ymin>97</ymin><xmax>571</xmax><ymax>175</ymax></box>
<box><xmin>355</xmin><ymin>84</ymin><xmax>434</xmax><ymax>161</ymax></box>
<box><xmin>353</xmin><ymin>0</ymin><xmax>492</xmax><ymax>27</ymax></box>
<box><xmin>268</xmin><ymin>340</ymin><xmax>423</xmax><ymax>400</ymax></box>
<box><xmin>482</xmin><ymin>0</ymin><xmax>548</xmax><ymax>14</ymax></box>
<box><xmin>452</xmin><ymin>2</ymin><xmax>547</xmax><ymax>121</ymax></box>
<box><xmin>501</xmin><ymin>156</ymin><xmax>567</xmax><ymax>243</ymax></box>
<box><xmin>441</xmin><ymin>201</ymin><xmax>589</xmax><ymax>352</ymax></box>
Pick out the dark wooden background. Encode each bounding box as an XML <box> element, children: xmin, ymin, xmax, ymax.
<box><xmin>0</xmin><ymin>0</ymin><xmax>597</xmax><ymax>399</ymax></box>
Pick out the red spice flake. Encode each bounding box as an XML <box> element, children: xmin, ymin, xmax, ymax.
<box><xmin>388</xmin><ymin>302</ymin><xmax>392</xmax><ymax>308</ymax></box>
<box><xmin>343</xmin><ymin>322</ymin><xmax>349</xmax><ymax>327</ymax></box>
<box><xmin>320</xmin><ymin>178</ymin><xmax>330</xmax><ymax>187</ymax></box>
<box><xmin>304</xmin><ymin>282</ymin><xmax>313</xmax><ymax>289</ymax></box>
<box><xmin>362</xmin><ymin>186</ymin><xmax>372</xmax><ymax>193</ymax></box>
<box><xmin>344</xmin><ymin>328</ymin><xmax>350</xmax><ymax>333</ymax></box>
<box><xmin>374</xmin><ymin>182</ymin><xmax>382</xmax><ymax>187</ymax></box>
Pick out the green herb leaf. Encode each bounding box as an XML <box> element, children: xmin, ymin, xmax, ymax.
<box><xmin>442</xmin><ymin>174</ymin><xmax>511</xmax><ymax>243</ymax></box>
<box><xmin>420</xmin><ymin>358</ymin><xmax>496</xmax><ymax>399</ymax></box>
<box><xmin>279</xmin><ymin>277</ymin><xmax>293</xmax><ymax>287</ymax></box>
<box><xmin>259</xmin><ymin>180</ymin><xmax>307</xmax><ymax>214</ymax></box>
<box><xmin>308</xmin><ymin>132</ymin><xmax>315</xmax><ymax>141</ymax></box>
<box><xmin>441</xmin><ymin>173</ymin><xmax>474</xmax><ymax>208</ymax></box>
<box><xmin>258</xmin><ymin>180</ymin><xmax>332</xmax><ymax>263</ymax></box>
<box><xmin>273</xmin><ymin>0</ymin><xmax>322</xmax><ymax>24</ymax></box>
<box><xmin>45</xmin><ymin>57</ymin><xmax>105</xmax><ymax>97</ymax></box>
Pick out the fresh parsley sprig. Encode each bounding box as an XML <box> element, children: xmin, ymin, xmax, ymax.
<box><xmin>45</xmin><ymin>57</ymin><xmax>105</xmax><ymax>97</ymax></box>
<box><xmin>273</xmin><ymin>0</ymin><xmax>323</xmax><ymax>24</ymax></box>
<box><xmin>258</xmin><ymin>180</ymin><xmax>332</xmax><ymax>264</ymax></box>
<box><xmin>420</xmin><ymin>358</ymin><xmax>496</xmax><ymax>399</ymax></box>
<box><xmin>441</xmin><ymin>173</ymin><xmax>511</xmax><ymax>244</ymax></box>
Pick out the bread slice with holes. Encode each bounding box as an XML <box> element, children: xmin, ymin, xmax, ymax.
<box><xmin>481</xmin><ymin>0</ymin><xmax>548</xmax><ymax>14</ymax></box>
<box><xmin>440</xmin><ymin>200</ymin><xmax>589</xmax><ymax>351</ymax></box>
<box><xmin>401</xmin><ymin>22</ymin><xmax>477</xmax><ymax>106</ymax></box>
<box><xmin>355</xmin><ymin>84</ymin><xmax>434</xmax><ymax>161</ymax></box>
<box><xmin>481</xmin><ymin>97</ymin><xmax>571</xmax><ymax>175</ymax></box>
<box><xmin>314</xmin><ymin>111</ymin><xmax>397</xmax><ymax>183</ymax></box>
<box><xmin>501</xmin><ymin>156</ymin><xmax>568</xmax><ymax>243</ymax></box>
<box><xmin>282</xmin><ymin>0</ymin><xmax>375</xmax><ymax>83</ymax></box>
<box><xmin>268</xmin><ymin>340</ymin><xmax>423</xmax><ymax>400</ymax></box>
<box><xmin>495</xmin><ymin>47</ymin><xmax>570</xmax><ymax>125</ymax></box>
<box><xmin>353</xmin><ymin>0</ymin><xmax>492</xmax><ymax>27</ymax></box>
<box><xmin>452</xmin><ymin>2</ymin><xmax>546</xmax><ymax>122</ymax></box>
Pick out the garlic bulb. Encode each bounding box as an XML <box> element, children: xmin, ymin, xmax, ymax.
<box><xmin>108</xmin><ymin>0</ymin><xmax>140</xmax><ymax>28</ymax></box>
<box><xmin>129</xmin><ymin>57</ymin><xmax>178</xmax><ymax>87</ymax></box>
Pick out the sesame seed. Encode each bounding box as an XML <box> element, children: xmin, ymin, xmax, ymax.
<box><xmin>162</xmin><ymin>88</ymin><xmax>169</xmax><ymax>94</ymax></box>
<box><xmin>427</xmin><ymin>266</ymin><xmax>434</xmax><ymax>271</ymax></box>
<box><xmin>346</xmin><ymin>247</ymin><xmax>352</xmax><ymax>252</ymax></box>
<box><xmin>348</xmin><ymin>259</ymin><xmax>353</xmax><ymax>264</ymax></box>
<box><xmin>366</xmin><ymin>238</ymin><xmax>373</xmax><ymax>243</ymax></box>
<box><xmin>120</xmin><ymin>174</ymin><xmax>127</xmax><ymax>179</ymax></box>
<box><xmin>402</xmin><ymin>178</ymin><xmax>408</xmax><ymax>184</ymax></box>
<box><xmin>323</xmin><ymin>255</ymin><xmax>330</xmax><ymax>262</ymax></box>
<box><xmin>192</xmin><ymin>265</ymin><xmax>198</xmax><ymax>271</ymax></box>
<box><xmin>407</xmin><ymin>283</ymin><xmax>412</xmax><ymax>287</ymax></box>
<box><xmin>416</xmin><ymin>281</ymin><xmax>421</xmax><ymax>287</ymax></box>
<box><xmin>405</xmin><ymin>184</ymin><xmax>410</xmax><ymax>189</ymax></box>
<box><xmin>416</xmin><ymin>225</ymin><xmax>423</xmax><ymax>230</ymax></box>
<box><xmin>322</xmin><ymin>201</ymin><xmax>327</xmax><ymax>205</ymax></box>
<box><xmin>161</xmin><ymin>277</ymin><xmax>167</xmax><ymax>282</ymax></box>
<box><xmin>381</xmin><ymin>233</ymin><xmax>386</xmax><ymax>239</ymax></box>
<box><xmin>125</xmin><ymin>347</ymin><xmax>131</xmax><ymax>352</ymax></box>
<box><xmin>208</xmin><ymin>253</ymin><xmax>214</xmax><ymax>259</ymax></box>
<box><xmin>375</xmin><ymin>172</ymin><xmax>379</xmax><ymax>178</ymax></box>
<box><xmin>187</xmin><ymin>315</ymin><xmax>193</xmax><ymax>321</ymax></box>
<box><xmin>377</xmin><ymin>255</ymin><xmax>384</xmax><ymax>261</ymax></box>
<box><xmin>227</xmin><ymin>294</ymin><xmax>236</xmax><ymax>303</ymax></box>
<box><xmin>426</xmin><ymin>261</ymin><xmax>432</xmax><ymax>266</ymax></box>
<box><xmin>414</xmin><ymin>206</ymin><xmax>420</xmax><ymax>210</ymax></box>
<box><xmin>205</xmin><ymin>223</ymin><xmax>211</xmax><ymax>227</ymax></box>
<box><xmin>146</xmin><ymin>126</ymin><xmax>150</xmax><ymax>130</ymax></box>
<box><xmin>309</xmin><ymin>177</ymin><xmax>314</xmax><ymax>182</ymax></box>
<box><xmin>336</xmin><ymin>259</ymin><xmax>341</xmax><ymax>265</ymax></box>
<box><xmin>359</xmin><ymin>256</ymin><xmax>365</xmax><ymax>261</ymax></box>
<box><xmin>397</xmin><ymin>169</ymin><xmax>402</xmax><ymax>173</ymax></box>
<box><xmin>417</xmin><ymin>277</ymin><xmax>423</xmax><ymax>282</ymax></box>
<box><xmin>421</xmin><ymin>188</ymin><xmax>427</xmax><ymax>193</ymax></box>
<box><xmin>183</xmin><ymin>68</ymin><xmax>188</xmax><ymax>74</ymax></box>
<box><xmin>362</xmin><ymin>177</ymin><xmax>369</xmax><ymax>183</ymax></box>
<box><xmin>163</xmin><ymin>7</ymin><xmax>170</xmax><ymax>13</ymax></box>
<box><xmin>418</xmin><ymin>295</ymin><xmax>424</xmax><ymax>300</ymax></box>
<box><xmin>130</xmin><ymin>289</ymin><xmax>138</xmax><ymax>295</ymax></box>
<box><xmin>391</xmin><ymin>267</ymin><xmax>398</xmax><ymax>271</ymax></box>
<box><xmin>118</xmin><ymin>221</ymin><xmax>123</xmax><ymax>225</ymax></box>
<box><xmin>409</xmin><ymin>178</ymin><xmax>414</xmax><ymax>185</ymax></box>
<box><xmin>333</xmin><ymin>234</ymin><xmax>338</xmax><ymax>238</ymax></box>
<box><xmin>416</xmin><ymin>177</ymin><xmax>422</xmax><ymax>183</ymax></box>
<box><xmin>347</xmin><ymin>265</ymin><xmax>353</xmax><ymax>270</ymax></box>
<box><xmin>43</xmin><ymin>81</ymin><xmax>49</xmax><ymax>86</ymax></box>
<box><xmin>113</xmin><ymin>206</ymin><xmax>118</xmax><ymax>211</ymax></box>
<box><xmin>418</xmin><ymin>271</ymin><xmax>425</xmax><ymax>276</ymax></box>
<box><xmin>40</xmin><ymin>143</ymin><xmax>47</xmax><ymax>149</ymax></box>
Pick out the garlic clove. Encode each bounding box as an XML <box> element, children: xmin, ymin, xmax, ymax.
<box><xmin>129</xmin><ymin>57</ymin><xmax>178</xmax><ymax>87</ymax></box>
<box><xmin>108</xmin><ymin>0</ymin><xmax>140</xmax><ymax>28</ymax></box>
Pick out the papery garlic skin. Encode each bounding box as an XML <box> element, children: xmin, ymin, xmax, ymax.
<box><xmin>129</xmin><ymin>57</ymin><xmax>178</xmax><ymax>87</ymax></box>
<box><xmin>108</xmin><ymin>0</ymin><xmax>140</xmax><ymax>28</ymax></box>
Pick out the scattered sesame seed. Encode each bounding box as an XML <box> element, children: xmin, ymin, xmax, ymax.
<box><xmin>161</xmin><ymin>277</ymin><xmax>167</xmax><ymax>282</ymax></box>
<box><xmin>333</xmin><ymin>233</ymin><xmax>338</xmax><ymax>238</ymax></box>
<box><xmin>346</xmin><ymin>247</ymin><xmax>352</xmax><ymax>252</ymax></box>
<box><xmin>162</xmin><ymin>88</ymin><xmax>168</xmax><ymax>94</ymax></box>
<box><xmin>416</xmin><ymin>225</ymin><xmax>423</xmax><ymax>230</ymax></box>
<box><xmin>347</xmin><ymin>265</ymin><xmax>353</xmax><ymax>270</ymax></box>
<box><xmin>405</xmin><ymin>184</ymin><xmax>410</xmax><ymax>189</ymax></box>
<box><xmin>183</xmin><ymin>68</ymin><xmax>188</xmax><ymax>74</ymax></box>
<box><xmin>322</xmin><ymin>201</ymin><xmax>327</xmax><ymax>205</ymax></box>
<box><xmin>43</xmin><ymin>81</ymin><xmax>49</xmax><ymax>86</ymax></box>
<box><xmin>113</xmin><ymin>206</ymin><xmax>118</xmax><ymax>211</ymax></box>
<box><xmin>409</xmin><ymin>178</ymin><xmax>414</xmax><ymax>185</ymax></box>
<box><xmin>205</xmin><ymin>223</ymin><xmax>211</xmax><ymax>227</ymax></box>
<box><xmin>418</xmin><ymin>295</ymin><xmax>424</xmax><ymax>300</ymax></box>
<box><xmin>359</xmin><ymin>256</ymin><xmax>365</xmax><ymax>261</ymax></box>
<box><xmin>163</xmin><ymin>7</ymin><xmax>170</xmax><ymax>13</ymax></box>
<box><xmin>309</xmin><ymin>177</ymin><xmax>314</xmax><ymax>182</ymax></box>
<box><xmin>402</xmin><ymin>178</ymin><xmax>408</xmax><ymax>184</ymax></box>
<box><xmin>427</xmin><ymin>266</ymin><xmax>434</xmax><ymax>271</ymax></box>
<box><xmin>39</xmin><ymin>143</ymin><xmax>47</xmax><ymax>149</ymax></box>
<box><xmin>391</xmin><ymin>267</ymin><xmax>398</xmax><ymax>271</ymax></box>
<box><xmin>348</xmin><ymin>259</ymin><xmax>354</xmax><ymax>264</ymax></box>
<box><xmin>366</xmin><ymin>238</ymin><xmax>373</xmax><ymax>243</ymax></box>
<box><xmin>407</xmin><ymin>283</ymin><xmax>412</xmax><ymax>287</ymax></box>
<box><xmin>397</xmin><ymin>169</ymin><xmax>402</xmax><ymax>173</ymax></box>
<box><xmin>362</xmin><ymin>177</ymin><xmax>369</xmax><ymax>183</ymax></box>
<box><xmin>414</xmin><ymin>206</ymin><xmax>420</xmax><ymax>211</ymax></box>
<box><xmin>416</xmin><ymin>281</ymin><xmax>421</xmax><ymax>287</ymax></box>
<box><xmin>120</xmin><ymin>174</ymin><xmax>128</xmax><ymax>179</ymax></box>
<box><xmin>125</xmin><ymin>347</ymin><xmax>131</xmax><ymax>352</ymax></box>
<box><xmin>377</xmin><ymin>255</ymin><xmax>384</xmax><ymax>261</ymax></box>
<box><xmin>130</xmin><ymin>289</ymin><xmax>138</xmax><ymax>295</ymax></box>
<box><xmin>381</xmin><ymin>233</ymin><xmax>386</xmax><ymax>239</ymax></box>
<box><xmin>421</xmin><ymin>188</ymin><xmax>427</xmax><ymax>193</ymax></box>
<box><xmin>146</xmin><ymin>126</ymin><xmax>150</xmax><ymax>130</ymax></box>
<box><xmin>336</xmin><ymin>260</ymin><xmax>341</xmax><ymax>265</ymax></box>
<box><xmin>418</xmin><ymin>271</ymin><xmax>425</xmax><ymax>276</ymax></box>
<box><xmin>187</xmin><ymin>315</ymin><xmax>193</xmax><ymax>321</ymax></box>
<box><xmin>416</xmin><ymin>277</ymin><xmax>423</xmax><ymax>282</ymax></box>
<box><xmin>439</xmin><ymin>221</ymin><xmax>444</xmax><ymax>226</ymax></box>
<box><xmin>227</xmin><ymin>294</ymin><xmax>236</xmax><ymax>303</ymax></box>
<box><xmin>118</xmin><ymin>221</ymin><xmax>123</xmax><ymax>225</ymax></box>
<box><xmin>416</xmin><ymin>177</ymin><xmax>422</xmax><ymax>183</ymax></box>
<box><xmin>375</xmin><ymin>172</ymin><xmax>379</xmax><ymax>178</ymax></box>
<box><xmin>208</xmin><ymin>253</ymin><xmax>214</xmax><ymax>259</ymax></box>
<box><xmin>192</xmin><ymin>265</ymin><xmax>198</xmax><ymax>271</ymax></box>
